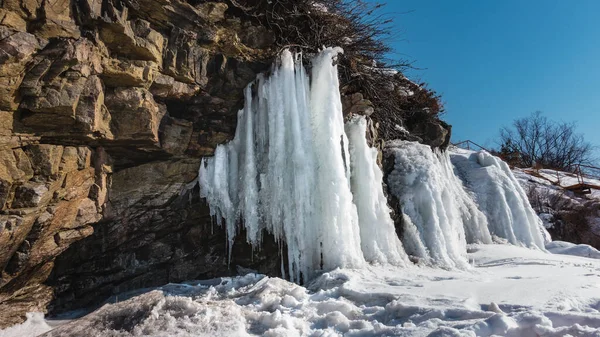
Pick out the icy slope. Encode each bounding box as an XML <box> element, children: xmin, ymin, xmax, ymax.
<box><xmin>27</xmin><ymin>244</ymin><xmax>600</xmax><ymax>337</ymax></box>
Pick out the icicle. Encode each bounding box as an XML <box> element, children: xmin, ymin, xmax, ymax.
<box><xmin>309</xmin><ymin>48</ymin><xmax>365</xmax><ymax>270</ymax></box>
<box><xmin>385</xmin><ymin>141</ymin><xmax>482</xmax><ymax>269</ymax></box>
<box><xmin>345</xmin><ymin>116</ymin><xmax>410</xmax><ymax>266</ymax></box>
<box><xmin>199</xmin><ymin>48</ymin><xmax>368</xmax><ymax>281</ymax></box>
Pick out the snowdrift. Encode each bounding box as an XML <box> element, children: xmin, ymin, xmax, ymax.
<box><xmin>20</xmin><ymin>245</ymin><xmax>600</xmax><ymax>337</ymax></box>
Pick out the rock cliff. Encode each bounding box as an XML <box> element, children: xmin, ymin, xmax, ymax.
<box><xmin>0</xmin><ymin>0</ymin><xmax>450</xmax><ymax>326</ymax></box>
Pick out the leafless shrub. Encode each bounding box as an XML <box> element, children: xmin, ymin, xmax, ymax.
<box><xmin>498</xmin><ymin>111</ymin><xmax>596</xmax><ymax>171</ymax></box>
<box><xmin>527</xmin><ymin>185</ymin><xmax>600</xmax><ymax>248</ymax></box>
<box><xmin>227</xmin><ymin>0</ymin><xmax>444</xmax><ymax>140</ymax></box>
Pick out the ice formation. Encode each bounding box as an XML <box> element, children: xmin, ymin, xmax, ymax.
<box><xmin>385</xmin><ymin>141</ymin><xmax>492</xmax><ymax>268</ymax></box>
<box><xmin>345</xmin><ymin>117</ymin><xmax>409</xmax><ymax>266</ymax></box>
<box><xmin>199</xmin><ymin>48</ymin><xmax>407</xmax><ymax>282</ymax></box>
<box><xmin>450</xmin><ymin>148</ymin><xmax>546</xmax><ymax>249</ymax></box>
<box><xmin>200</xmin><ymin>47</ymin><xmax>549</xmax><ymax>279</ymax></box>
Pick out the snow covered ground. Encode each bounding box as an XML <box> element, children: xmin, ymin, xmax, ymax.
<box><xmin>4</xmin><ymin>244</ymin><xmax>600</xmax><ymax>337</ymax></box>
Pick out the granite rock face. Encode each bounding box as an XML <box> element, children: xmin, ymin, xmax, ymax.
<box><xmin>0</xmin><ymin>0</ymin><xmax>451</xmax><ymax>327</ymax></box>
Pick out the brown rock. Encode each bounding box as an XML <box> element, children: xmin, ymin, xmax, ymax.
<box><xmin>0</xmin><ymin>213</ymin><xmax>37</xmax><ymax>276</ymax></box>
<box><xmin>74</xmin><ymin>198</ymin><xmax>101</xmax><ymax>227</ymax></box>
<box><xmin>99</xmin><ymin>6</ymin><xmax>164</xmax><ymax>64</ymax></box>
<box><xmin>11</xmin><ymin>182</ymin><xmax>50</xmax><ymax>208</ymax></box>
<box><xmin>53</xmin><ymin>226</ymin><xmax>94</xmax><ymax>247</ymax></box>
<box><xmin>75</xmin><ymin>76</ymin><xmax>113</xmax><ymax>139</ymax></box>
<box><xmin>106</xmin><ymin>158</ymin><xmax>199</xmax><ymax>216</ymax></box>
<box><xmin>1</xmin><ymin>0</ymin><xmax>43</xmax><ymax>21</ymax></box>
<box><xmin>159</xmin><ymin>117</ymin><xmax>193</xmax><ymax>155</ymax></box>
<box><xmin>187</xmin><ymin>130</ymin><xmax>232</xmax><ymax>156</ymax></box>
<box><xmin>150</xmin><ymin>73</ymin><xmax>200</xmax><ymax>99</ymax></box>
<box><xmin>0</xmin><ymin>28</ymin><xmax>44</xmax><ymax>110</ymax></box>
<box><xmin>342</xmin><ymin>92</ymin><xmax>374</xmax><ymax>117</ymax></box>
<box><xmin>0</xmin><ymin>9</ymin><xmax>27</xmax><ymax>31</ymax></box>
<box><xmin>163</xmin><ymin>28</ymin><xmax>210</xmax><ymax>85</ymax></box>
<box><xmin>239</xmin><ymin>25</ymin><xmax>275</xmax><ymax>49</ymax></box>
<box><xmin>0</xmin><ymin>148</ymin><xmax>33</xmax><ymax>184</ymax></box>
<box><xmin>24</xmin><ymin>145</ymin><xmax>64</xmax><ymax>179</ymax></box>
<box><xmin>101</xmin><ymin>58</ymin><xmax>156</xmax><ymax>88</ymax></box>
<box><xmin>105</xmin><ymin>88</ymin><xmax>165</xmax><ymax>143</ymax></box>
<box><xmin>20</xmin><ymin>39</ymin><xmax>103</xmax><ymax>131</ymax></box>
<box><xmin>0</xmin><ymin>111</ymin><xmax>13</xmax><ymax>136</ymax></box>
<box><xmin>60</xmin><ymin>168</ymin><xmax>94</xmax><ymax>201</ymax></box>
<box><xmin>0</xmin><ymin>284</ymin><xmax>53</xmax><ymax>329</ymax></box>
<box><xmin>32</xmin><ymin>0</ymin><xmax>80</xmax><ymax>39</ymax></box>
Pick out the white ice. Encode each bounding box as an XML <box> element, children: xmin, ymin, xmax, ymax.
<box><xmin>345</xmin><ymin>116</ymin><xmax>409</xmax><ymax>266</ymax></box>
<box><xmin>36</xmin><ymin>244</ymin><xmax>600</xmax><ymax>337</ymax></box>
<box><xmin>385</xmin><ymin>141</ymin><xmax>491</xmax><ymax>268</ymax></box>
<box><xmin>450</xmin><ymin>147</ymin><xmax>547</xmax><ymax>249</ymax></box>
<box><xmin>546</xmin><ymin>240</ymin><xmax>600</xmax><ymax>259</ymax></box>
<box><xmin>199</xmin><ymin>49</ymin><xmax>410</xmax><ymax>281</ymax></box>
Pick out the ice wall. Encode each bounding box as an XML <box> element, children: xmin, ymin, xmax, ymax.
<box><xmin>385</xmin><ymin>141</ymin><xmax>492</xmax><ymax>268</ymax></box>
<box><xmin>450</xmin><ymin>148</ymin><xmax>546</xmax><ymax>249</ymax></box>
<box><xmin>199</xmin><ymin>49</ymin><xmax>408</xmax><ymax>282</ymax></box>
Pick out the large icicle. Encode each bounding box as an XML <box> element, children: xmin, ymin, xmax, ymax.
<box><xmin>345</xmin><ymin>116</ymin><xmax>410</xmax><ymax>266</ymax></box>
<box><xmin>309</xmin><ymin>48</ymin><xmax>365</xmax><ymax>271</ymax></box>
<box><xmin>199</xmin><ymin>48</ymin><xmax>369</xmax><ymax>282</ymax></box>
<box><xmin>450</xmin><ymin>148</ymin><xmax>546</xmax><ymax>249</ymax></box>
<box><xmin>385</xmin><ymin>141</ymin><xmax>491</xmax><ymax>268</ymax></box>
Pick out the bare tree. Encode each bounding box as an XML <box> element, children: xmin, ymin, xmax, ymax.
<box><xmin>498</xmin><ymin>111</ymin><xmax>596</xmax><ymax>171</ymax></box>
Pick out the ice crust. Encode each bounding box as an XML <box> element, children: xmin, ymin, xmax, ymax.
<box><xmin>37</xmin><ymin>245</ymin><xmax>600</xmax><ymax>337</ymax></box>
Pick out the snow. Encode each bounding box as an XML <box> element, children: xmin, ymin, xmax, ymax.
<box><xmin>450</xmin><ymin>148</ymin><xmax>548</xmax><ymax>249</ymax></box>
<box><xmin>35</xmin><ymin>244</ymin><xmax>600</xmax><ymax>337</ymax></box>
<box><xmin>0</xmin><ymin>313</ymin><xmax>51</xmax><ymax>337</ymax></box>
<box><xmin>546</xmin><ymin>241</ymin><xmax>600</xmax><ymax>259</ymax></box>
<box><xmin>513</xmin><ymin>166</ymin><xmax>600</xmax><ymax>238</ymax></box>
<box><xmin>385</xmin><ymin>141</ymin><xmax>491</xmax><ymax>269</ymax></box>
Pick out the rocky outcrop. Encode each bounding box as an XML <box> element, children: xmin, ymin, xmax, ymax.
<box><xmin>0</xmin><ymin>0</ymin><xmax>278</xmax><ymax>327</ymax></box>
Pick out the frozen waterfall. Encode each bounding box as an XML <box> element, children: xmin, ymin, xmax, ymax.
<box><xmin>450</xmin><ymin>148</ymin><xmax>547</xmax><ymax>249</ymax></box>
<box><xmin>199</xmin><ymin>49</ymin><xmax>407</xmax><ymax>282</ymax></box>
<box><xmin>199</xmin><ymin>48</ymin><xmax>548</xmax><ymax>281</ymax></box>
<box><xmin>385</xmin><ymin>141</ymin><xmax>492</xmax><ymax>268</ymax></box>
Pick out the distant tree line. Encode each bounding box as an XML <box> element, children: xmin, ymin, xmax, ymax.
<box><xmin>497</xmin><ymin>111</ymin><xmax>596</xmax><ymax>171</ymax></box>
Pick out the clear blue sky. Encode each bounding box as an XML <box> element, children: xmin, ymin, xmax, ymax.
<box><xmin>372</xmin><ymin>0</ymin><xmax>600</xmax><ymax>152</ymax></box>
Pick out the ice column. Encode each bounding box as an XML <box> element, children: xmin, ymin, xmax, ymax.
<box><xmin>200</xmin><ymin>49</ymin><xmax>372</xmax><ymax>282</ymax></box>
<box><xmin>345</xmin><ymin>116</ymin><xmax>410</xmax><ymax>266</ymax></box>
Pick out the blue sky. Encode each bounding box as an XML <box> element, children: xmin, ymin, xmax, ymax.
<box><xmin>371</xmin><ymin>0</ymin><xmax>600</xmax><ymax>152</ymax></box>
